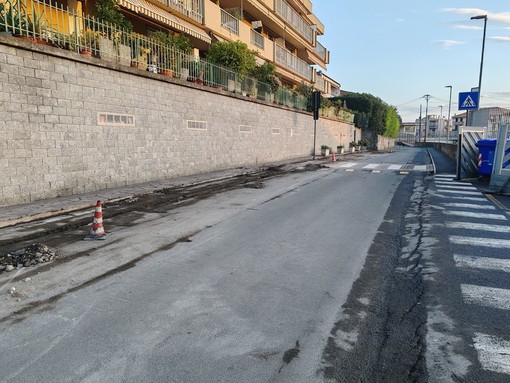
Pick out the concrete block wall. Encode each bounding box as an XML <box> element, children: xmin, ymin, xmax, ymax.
<box><xmin>0</xmin><ymin>37</ymin><xmax>354</xmax><ymax>207</ymax></box>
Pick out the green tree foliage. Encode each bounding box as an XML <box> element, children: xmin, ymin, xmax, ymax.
<box><xmin>149</xmin><ymin>30</ymin><xmax>192</xmax><ymax>53</ymax></box>
<box><xmin>206</xmin><ymin>40</ymin><xmax>257</xmax><ymax>76</ymax></box>
<box><xmin>333</xmin><ymin>92</ymin><xmax>401</xmax><ymax>138</ymax></box>
<box><xmin>385</xmin><ymin>107</ymin><xmax>401</xmax><ymax>138</ymax></box>
<box><xmin>251</xmin><ymin>62</ymin><xmax>281</xmax><ymax>91</ymax></box>
<box><xmin>95</xmin><ymin>0</ymin><xmax>133</xmax><ymax>32</ymax></box>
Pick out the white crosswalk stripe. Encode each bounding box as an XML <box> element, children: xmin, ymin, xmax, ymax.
<box><xmin>446</xmin><ymin>221</ymin><xmax>510</xmax><ymax>233</ymax></box>
<box><xmin>450</xmin><ymin>235</ymin><xmax>510</xmax><ymax>248</ymax></box>
<box><xmin>444</xmin><ymin>211</ymin><xmax>507</xmax><ymax>220</ymax></box>
<box><xmin>442</xmin><ymin>203</ymin><xmax>495</xmax><ymax>210</ymax></box>
<box><xmin>454</xmin><ymin>254</ymin><xmax>510</xmax><ymax>273</ymax></box>
<box><xmin>473</xmin><ymin>333</ymin><xmax>510</xmax><ymax>374</ymax></box>
<box><xmin>434</xmin><ymin>176</ymin><xmax>510</xmax><ymax>377</ymax></box>
<box><xmin>335</xmin><ymin>163</ymin><xmax>432</xmax><ymax>172</ymax></box>
<box><xmin>461</xmin><ymin>284</ymin><xmax>510</xmax><ymax>310</ymax></box>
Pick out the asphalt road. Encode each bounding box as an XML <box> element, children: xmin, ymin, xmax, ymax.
<box><xmin>1</xmin><ymin>147</ymin><xmax>508</xmax><ymax>382</ymax></box>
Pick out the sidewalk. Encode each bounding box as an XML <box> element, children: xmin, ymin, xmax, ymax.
<box><xmin>0</xmin><ymin>157</ymin><xmax>320</xmax><ymax>229</ymax></box>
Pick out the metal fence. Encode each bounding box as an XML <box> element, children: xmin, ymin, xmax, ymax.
<box><xmin>0</xmin><ymin>0</ymin><xmax>311</xmax><ymax>110</ymax></box>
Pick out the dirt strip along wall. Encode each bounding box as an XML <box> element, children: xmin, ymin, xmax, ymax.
<box><xmin>0</xmin><ymin>37</ymin><xmax>355</xmax><ymax>206</ymax></box>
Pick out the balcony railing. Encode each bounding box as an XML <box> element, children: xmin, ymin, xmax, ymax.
<box><xmin>158</xmin><ymin>0</ymin><xmax>204</xmax><ymax>23</ymax></box>
<box><xmin>275</xmin><ymin>44</ymin><xmax>312</xmax><ymax>80</ymax></box>
<box><xmin>274</xmin><ymin>0</ymin><xmax>313</xmax><ymax>44</ymax></box>
<box><xmin>314</xmin><ymin>41</ymin><xmax>327</xmax><ymax>62</ymax></box>
<box><xmin>314</xmin><ymin>75</ymin><xmax>325</xmax><ymax>93</ymax></box>
<box><xmin>250</xmin><ymin>29</ymin><xmax>264</xmax><ymax>49</ymax></box>
<box><xmin>220</xmin><ymin>9</ymin><xmax>239</xmax><ymax>35</ymax></box>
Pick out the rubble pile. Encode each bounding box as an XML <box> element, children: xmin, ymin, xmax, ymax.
<box><xmin>1</xmin><ymin>243</ymin><xmax>57</xmax><ymax>272</ymax></box>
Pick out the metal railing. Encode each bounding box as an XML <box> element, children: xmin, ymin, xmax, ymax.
<box><xmin>275</xmin><ymin>43</ymin><xmax>312</xmax><ymax>80</ymax></box>
<box><xmin>220</xmin><ymin>8</ymin><xmax>239</xmax><ymax>35</ymax></box>
<box><xmin>274</xmin><ymin>0</ymin><xmax>313</xmax><ymax>44</ymax></box>
<box><xmin>250</xmin><ymin>28</ymin><xmax>264</xmax><ymax>49</ymax></box>
<box><xmin>0</xmin><ymin>0</ymin><xmax>313</xmax><ymax>111</ymax></box>
<box><xmin>159</xmin><ymin>0</ymin><xmax>204</xmax><ymax>23</ymax></box>
<box><xmin>314</xmin><ymin>41</ymin><xmax>327</xmax><ymax>62</ymax></box>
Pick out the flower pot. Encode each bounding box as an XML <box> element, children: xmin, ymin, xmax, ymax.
<box><xmin>80</xmin><ymin>49</ymin><xmax>93</xmax><ymax>56</ymax></box>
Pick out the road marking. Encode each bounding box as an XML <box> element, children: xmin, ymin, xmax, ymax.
<box><xmin>444</xmin><ymin>211</ymin><xmax>507</xmax><ymax>220</ymax></box>
<box><xmin>442</xmin><ymin>203</ymin><xmax>496</xmax><ymax>210</ymax></box>
<box><xmin>474</xmin><ymin>333</ymin><xmax>510</xmax><ymax>374</ymax></box>
<box><xmin>339</xmin><ymin>163</ymin><xmax>357</xmax><ymax>168</ymax></box>
<box><xmin>400</xmin><ymin>171</ymin><xmax>409</xmax><ymax>175</ymax></box>
<box><xmin>436</xmin><ymin>184</ymin><xmax>478</xmax><ymax>191</ymax></box>
<box><xmin>446</xmin><ymin>221</ymin><xmax>510</xmax><ymax>233</ymax></box>
<box><xmin>435</xmin><ymin>174</ymin><xmax>456</xmax><ymax>178</ymax></box>
<box><xmin>485</xmin><ymin>193</ymin><xmax>510</xmax><ymax>211</ymax></box>
<box><xmin>388</xmin><ymin>165</ymin><xmax>402</xmax><ymax>170</ymax></box>
<box><xmin>414</xmin><ymin>165</ymin><xmax>428</xmax><ymax>171</ymax></box>
<box><xmin>450</xmin><ymin>235</ymin><xmax>510</xmax><ymax>248</ymax></box>
<box><xmin>461</xmin><ymin>284</ymin><xmax>510</xmax><ymax>310</ymax></box>
<box><xmin>363</xmin><ymin>164</ymin><xmax>379</xmax><ymax>169</ymax></box>
<box><xmin>371</xmin><ymin>170</ymin><xmax>381</xmax><ymax>173</ymax></box>
<box><xmin>435</xmin><ymin>195</ymin><xmax>487</xmax><ymax>202</ymax></box>
<box><xmin>345</xmin><ymin>168</ymin><xmax>354</xmax><ymax>172</ymax></box>
<box><xmin>435</xmin><ymin>180</ymin><xmax>470</xmax><ymax>186</ymax></box>
<box><xmin>437</xmin><ymin>189</ymin><xmax>483</xmax><ymax>196</ymax></box>
<box><xmin>454</xmin><ymin>254</ymin><xmax>510</xmax><ymax>273</ymax></box>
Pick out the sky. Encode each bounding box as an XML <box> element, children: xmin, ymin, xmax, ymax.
<box><xmin>312</xmin><ymin>1</ymin><xmax>510</xmax><ymax>122</ymax></box>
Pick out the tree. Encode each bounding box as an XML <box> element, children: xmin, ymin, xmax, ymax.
<box><xmin>333</xmin><ymin>92</ymin><xmax>401</xmax><ymax>138</ymax></box>
<box><xmin>206</xmin><ymin>40</ymin><xmax>257</xmax><ymax>76</ymax></box>
<box><xmin>94</xmin><ymin>0</ymin><xmax>132</xmax><ymax>32</ymax></box>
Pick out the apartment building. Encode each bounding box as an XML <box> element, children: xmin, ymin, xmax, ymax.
<box><xmin>86</xmin><ymin>0</ymin><xmax>334</xmax><ymax>91</ymax></box>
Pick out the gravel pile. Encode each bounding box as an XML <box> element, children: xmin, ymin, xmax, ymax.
<box><xmin>1</xmin><ymin>243</ymin><xmax>57</xmax><ymax>272</ymax></box>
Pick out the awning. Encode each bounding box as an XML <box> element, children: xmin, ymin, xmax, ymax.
<box><xmin>117</xmin><ymin>0</ymin><xmax>211</xmax><ymax>44</ymax></box>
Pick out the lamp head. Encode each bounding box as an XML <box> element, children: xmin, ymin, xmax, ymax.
<box><xmin>470</xmin><ymin>15</ymin><xmax>487</xmax><ymax>20</ymax></box>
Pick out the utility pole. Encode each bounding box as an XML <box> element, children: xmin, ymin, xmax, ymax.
<box><xmin>423</xmin><ymin>95</ymin><xmax>431</xmax><ymax>143</ymax></box>
<box><xmin>418</xmin><ymin>105</ymin><xmax>422</xmax><ymax>143</ymax></box>
<box><xmin>445</xmin><ymin>85</ymin><xmax>452</xmax><ymax>141</ymax></box>
<box><xmin>439</xmin><ymin>105</ymin><xmax>443</xmax><ymax>142</ymax></box>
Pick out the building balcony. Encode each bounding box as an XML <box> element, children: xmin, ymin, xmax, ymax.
<box><xmin>157</xmin><ymin>0</ymin><xmax>204</xmax><ymax>23</ymax></box>
<box><xmin>274</xmin><ymin>0</ymin><xmax>314</xmax><ymax>44</ymax></box>
<box><xmin>275</xmin><ymin>43</ymin><xmax>312</xmax><ymax>81</ymax></box>
<box><xmin>220</xmin><ymin>8</ymin><xmax>239</xmax><ymax>35</ymax></box>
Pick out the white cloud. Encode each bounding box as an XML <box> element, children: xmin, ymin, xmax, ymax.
<box><xmin>489</xmin><ymin>36</ymin><xmax>510</xmax><ymax>42</ymax></box>
<box><xmin>436</xmin><ymin>40</ymin><xmax>465</xmax><ymax>49</ymax></box>
<box><xmin>442</xmin><ymin>8</ymin><xmax>487</xmax><ymax>16</ymax></box>
<box><xmin>454</xmin><ymin>25</ymin><xmax>482</xmax><ymax>30</ymax></box>
<box><xmin>442</xmin><ymin>8</ymin><xmax>510</xmax><ymax>24</ymax></box>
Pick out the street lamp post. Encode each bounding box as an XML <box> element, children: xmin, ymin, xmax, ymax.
<box><xmin>445</xmin><ymin>85</ymin><xmax>452</xmax><ymax>141</ymax></box>
<box><xmin>470</xmin><ymin>15</ymin><xmax>488</xmax><ymax>109</ymax></box>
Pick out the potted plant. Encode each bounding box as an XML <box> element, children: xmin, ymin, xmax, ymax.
<box><xmin>320</xmin><ymin>144</ymin><xmax>330</xmax><ymax>156</ymax></box>
<box><xmin>349</xmin><ymin>141</ymin><xmax>356</xmax><ymax>153</ymax></box>
<box><xmin>337</xmin><ymin>145</ymin><xmax>345</xmax><ymax>155</ymax></box>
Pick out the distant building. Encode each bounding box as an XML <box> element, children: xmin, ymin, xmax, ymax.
<box><xmin>469</xmin><ymin>107</ymin><xmax>510</xmax><ymax>137</ymax></box>
<box><xmin>452</xmin><ymin>112</ymin><xmax>466</xmax><ymax>132</ymax></box>
<box><xmin>415</xmin><ymin>115</ymin><xmax>447</xmax><ymax>138</ymax></box>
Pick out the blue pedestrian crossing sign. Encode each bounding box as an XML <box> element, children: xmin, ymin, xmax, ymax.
<box><xmin>458</xmin><ymin>91</ymin><xmax>479</xmax><ymax>110</ymax></box>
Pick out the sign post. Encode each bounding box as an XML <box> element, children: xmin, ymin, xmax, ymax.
<box><xmin>312</xmin><ymin>91</ymin><xmax>320</xmax><ymax>159</ymax></box>
<box><xmin>456</xmin><ymin>91</ymin><xmax>480</xmax><ymax>180</ymax></box>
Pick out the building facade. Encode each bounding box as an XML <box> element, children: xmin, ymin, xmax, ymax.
<box><xmin>84</xmin><ymin>0</ymin><xmax>335</xmax><ymax>91</ymax></box>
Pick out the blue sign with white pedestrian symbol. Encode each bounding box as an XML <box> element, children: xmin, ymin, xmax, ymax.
<box><xmin>458</xmin><ymin>91</ymin><xmax>479</xmax><ymax>110</ymax></box>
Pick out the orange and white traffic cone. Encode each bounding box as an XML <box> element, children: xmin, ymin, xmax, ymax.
<box><xmin>84</xmin><ymin>200</ymin><xmax>108</xmax><ymax>240</ymax></box>
<box><xmin>332</xmin><ymin>152</ymin><xmax>335</xmax><ymax>162</ymax></box>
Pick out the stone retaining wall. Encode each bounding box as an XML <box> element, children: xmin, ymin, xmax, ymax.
<box><xmin>0</xmin><ymin>37</ymin><xmax>355</xmax><ymax>206</ymax></box>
